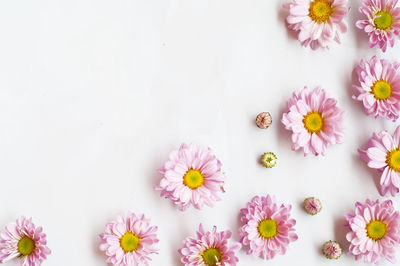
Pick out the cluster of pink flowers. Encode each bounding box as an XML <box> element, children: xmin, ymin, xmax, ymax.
<box><xmin>285</xmin><ymin>0</ymin><xmax>400</xmax><ymax>52</ymax></box>
<box><xmin>2</xmin><ymin>1</ymin><xmax>400</xmax><ymax>265</ymax></box>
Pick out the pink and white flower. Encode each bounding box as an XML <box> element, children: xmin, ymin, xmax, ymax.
<box><xmin>356</xmin><ymin>0</ymin><xmax>400</xmax><ymax>52</ymax></box>
<box><xmin>353</xmin><ymin>56</ymin><xmax>400</xmax><ymax>121</ymax></box>
<box><xmin>155</xmin><ymin>143</ymin><xmax>226</xmax><ymax>211</ymax></box>
<box><xmin>281</xmin><ymin>86</ymin><xmax>345</xmax><ymax>156</ymax></box>
<box><xmin>99</xmin><ymin>212</ymin><xmax>159</xmax><ymax>266</ymax></box>
<box><xmin>359</xmin><ymin>125</ymin><xmax>400</xmax><ymax>196</ymax></box>
<box><xmin>0</xmin><ymin>216</ymin><xmax>51</xmax><ymax>266</ymax></box>
<box><xmin>304</xmin><ymin>197</ymin><xmax>322</xmax><ymax>215</ymax></box>
<box><xmin>238</xmin><ymin>195</ymin><xmax>298</xmax><ymax>260</ymax></box>
<box><xmin>322</xmin><ymin>241</ymin><xmax>342</xmax><ymax>259</ymax></box>
<box><xmin>178</xmin><ymin>224</ymin><xmax>241</xmax><ymax>266</ymax></box>
<box><xmin>345</xmin><ymin>199</ymin><xmax>400</xmax><ymax>264</ymax></box>
<box><xmin>284</xmin><ymin>0</ymin><xmax>349</xmax><ymax>50</ymax></box>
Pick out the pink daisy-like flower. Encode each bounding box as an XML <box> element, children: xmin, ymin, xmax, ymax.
<box><xmin>284</xmin><ymin>0</ymin><xmax>349</xmax><ymax>50</ymax></box>
<box><xmin>0</xmin><ymin>216</ymin><xmax>51</xmax><ymax>266</ymax></box>
<box><xmin>356</xmin><ymin>0</ymin><xmax>400</xmax><ymax>52</ymax></box>
<box><xmin>281</xmin><ymin>86</ymin><xmax>345</xmax><ymax>156</ymax></box>
<box><xmin>345</xmin><ymin>199</ymin><xmax>400</xmax><ymax>264</ymax></box>
<box><xmin>353</xmin><ymin>56</ymin><xmax>400</xmax><ymax>121</ymax></box>
<box><xmin>178</xmin><ymin>224</ymin><xmax>241</xmax><ymax>266</ymax></box>
<box><xmin>238</xmin><ymin>195</ymin><xmax>298</xmax><ymax>260</ymax></box>
<box><xmin>155</xmin><ymin>143</ymin><xmax>226</xmax><ymax>211</ymax></box>
<box><xmin>99</xmin><ymin>212</ymin><xmax>159</xmax><ymax>266</ymax></box>
<box><xmin>359</xmin><ymin>125</ymin><xmax>400</xmax><ymax>196</ymax></box>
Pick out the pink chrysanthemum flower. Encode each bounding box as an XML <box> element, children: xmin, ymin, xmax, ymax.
<box><xmin>284</xmin><ymin>0</ymin><xmax>349</xmax><ymax>50</ymax></box>
<box><xmin>353</xmin><ymin>56</ymin><xmax>400</xmax><ymax>121</ymax></box>
<box><xmin>356</xmin><ymin>0</ymin><xmax>400</xmax><ymax>52</ymax></box>
<box><xmin>99</xmin><ymin>212</ymin><xmax>159</xmax><ymax>266</ymax></box>
<box><xmin>155</xmin><ymin>143</ymin><xmax>226</xmax><ymax>211</ymax></box>
<box><xmin>0</xmin><ymin>216</ymin><xmax>51</xmax><ymax>266</ymax></box>
<box><xmin>359</xmin><ymin>125</ymin><xmax>400</xmax><ymax>196</ymax></box>
<box><xmin>238</xmin><ymin>195</ymin><xmax>298</xmax><ymax>260</ymax></box>
<box><xmin>281</xmin><ymin>86</ymin><xmax>345</xmax><ymax>156</ymax></box>
<box><xmin>345</xmin><ymin>199</ymin><xmax>400</xmax><ymax>264</ymax></box>
<box><xmin>178</xmin><ymin>224</ymin><xmax>241</xmax><ymax>266</ymax></box>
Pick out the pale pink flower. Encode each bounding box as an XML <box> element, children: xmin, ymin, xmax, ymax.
<box><xmin>322</xmin><ymin>241</ymin><xmax>342</xmax><ymax>259</ymax></box>
<box><xmin>178</xmin><ymin>224</ymin><xmax>241</xmax><ymax>266</ymax></box>
<box><xmin>238</xmin><ymin>195</ymin><xmax>298</xmax><ymax>260</ymax></box>
<box><xmin>284</xmin><ymin>0</ymin><xmax>349</xmax><ymax>50</ymax></box>
<box><xmin>356</xmin><ymin>0</ymin><xmax>400</xmax><ymax>52</ymax></box>
<box><xmin>155</xmin><ymin>143</ymin><xmax>226</xmax><ymax>211</ymax></box>
<box><xmin>353</xmin><ymin>56</ymin><xmax>400</xmax><ymax>121</ymax></box>
<box><xmin>0</xmin><ymin>216</ymin><xmax>51</xmax><ymax>266</ymax></box>
<box><xmin>359</xmin><ymin>125</ymin><xmax>400</xmax><ymax>196</ymax></box>
<box><xmin>345</xmin><ymin>199</ymin><xmax>400</xmax><ymax>264</ymax></box>
<box><xmin>281</xmin><ymin>86</ymin><xmax>345</xmax><ymax>156</ymax></box>
<box><xmin>304</xmin><ymin>197</ymin><xmax>322</xmax><ymax>215</ymax></box>
<box><xmin>99</xmin><ymin>212</ymin><xmax>159</xmax><ymax>266</ymax></box>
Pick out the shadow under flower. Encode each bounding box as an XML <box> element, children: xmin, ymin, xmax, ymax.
<box><xmin>334</xmin><ymin>216</ymin><xmax>350</xmax><ymax>254</ymax></box>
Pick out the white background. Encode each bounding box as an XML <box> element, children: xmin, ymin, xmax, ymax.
<box><xmin>1</xmin><ymin>0</ymin><xmax>400</xmax><ymax>265</ymax></box>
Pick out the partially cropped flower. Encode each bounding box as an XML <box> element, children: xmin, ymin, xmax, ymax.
<box><xmin>356</xmin><ymin>0</ymin><xmax>400</xmax><ymax>52</ymax></box>
<box><xmin>261</xmin><ymin>152</ymin><xmax>277</xmax><ymax>168</ymax></box>
<box><xmin>99</xmin><ymin>212</ymin><xmax>159</xmax><ymax>266</ymax></box>
<box><xmin>284</xmin><ymin>0</ymin><xmax>349</xmax><ymax>50</ymax></box>
<box><xmin>322</xmin><ymin>241</ymin><xmax>342</xmax><ymax>259</ymax></box>
<box><xmin>359</xmin><ymin>125</ymin><xmax>400</xmax><ymax>196</ymax></box>
<box><xmin>304</xmin><ymin>197</ymin><xmax>322</xmax><ymax>215</ymax></box>
<box><xmin>256</xmin><ymin>112</ymin><xmax>272</xmax><ymax>129</ymax></box>
<box><xmin>282</xmin><ymin>86</ymin><xmax>345</xmax><ymax>156</ymax></box>
<box><xmin>155</xmin><ymin>143</ymin><xmax>226</xmax><ymax>211</ymax></box>
<box><xmin>353</xmin><ymin>56</ymin><xmax>400</xmax><ymax>121</ymax></box>
<box><xmin>0</xmin><ymin>216</ymin><xmax>51</xmax><ymax>265</ymax></box>
<box><xmin>239</xmin><ymin>195</ymin><xmax>298</xmax><ymax>260</ymax></box>
<box><xmin>179</xmin><ymin>224</ymin><xmax>241</xmax><ymax>266</ymax></box>
<box><xmin>345</xmin><ymin>199</ymin><xmax>400</xmax><ymax>264</ymax></box>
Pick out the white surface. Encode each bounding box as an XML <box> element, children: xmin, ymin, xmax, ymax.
<box><xmin>1</xmin><ymin>0</ymin><xmax>400</xmax><ymax>265</ymax></box>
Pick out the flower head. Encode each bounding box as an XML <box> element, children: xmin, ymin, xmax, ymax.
<box><xmin>353</xmin><ymin>56</ymin><xmax>400</xmax><ymax>121</ymax></box>
<box><xmin>155</xmin><ymin>143</ymin><xmax>226</xmax><ymax>211</ymax></box>
<box><xmin>179</xmin><ymin>224</ymin><xmax>241</xmax><ymax>266</ymax></box>
<box><xmin>99</xmin><ymin>212</ymin><xmax>159</xmax><ymax>266</ymax></box>
<box><xmin>359</xmin><ymin>125</ymin><xmax>400</xmax><ymax>196</ymax></box>
<box><xmin>284</xmin><ymin>0</ymin><xmax>349</xmax><ymax>50</ymax></box>
<box><xmin>238</xmin><ymin>195</ymin><xmax>298</xmax><ymax>260</ymax></box>
<box><xmin>281</xmin><ymin>86</ymin><xmax>345</xmax><ymax>156</ymax></box>
<box><xmin>304</xmin><ymin>197</ymin><xmax>322</xmax><ymax>215</ymax></box>
<box><xmin>356</xmin><ymin>0</ymin><xmax>400</xmax><ymax>52</ymax></box>
<box><xmin>322</xmin><ymin>241</ymin><xmax>342</xmax><ymax>259</ymax></box>
<box><xmin>261</xmin><ymin>152</ymin><xmax>277</xmax><ymax>168</ymax></box>
<box><xmin>345</xmin><ymin>199</ymin><xmax>400</xmax><ymax>264</ymax></box>
<box><xmin>0</xmin><ymin>216</ymin><xmax>51</xmax><ymax>266</ymax></box>
<box><xmin>256</xmin><ymin>112</ymin><xmax>272</xmax><ymax>129</ymax></box>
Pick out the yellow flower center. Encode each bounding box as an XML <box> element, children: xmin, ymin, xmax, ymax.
<box><xmin>309</xmin><ymin>0</ymin><xmax>334</xmax><ymax>23</ymax></box>
<box><xmin>201</xmin><ymin>247</ymin><xmax>222</xmax><ymax>265</ymax></box>
<box><xmin>258</xmin><ymin>219</ymin><xmax>278</xmax><ymax>239</ymax></box>
<box><xmin>374</xmin><ymin>11</ymin><xmax>393</xmax><ymax>31</ymax></box>
<box><xmin>372</xmin><ymin>80</ymin><xmax>392</xmax><ymax>100</ymax></box>
<box><xmin>183</xmin><ymin>169</ymin><xmax>204</xmax><ymax>189</ymax></box>
<box><xmin>120</xmin><ymin>232</ymin><xmax>141</xmax><ymax>253</ymax></box>
<box><xmin>303</xmin><ymin>112</ymin><xmax>324</xmax><ymax>134</ymax></box>
<box><xmin>387</xmin><ymin>149</ymin><xmax>400</xmax><ymax>172</ymax></box>
<box><xmin>17</xmin><ymin>236</ymin><xmax>36</xmax><ymax>256</ymax></box>
<box><xmin>366</xmin><ymin>220</ymin><xmax>388</xmax><ymax>241</ymax></box>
